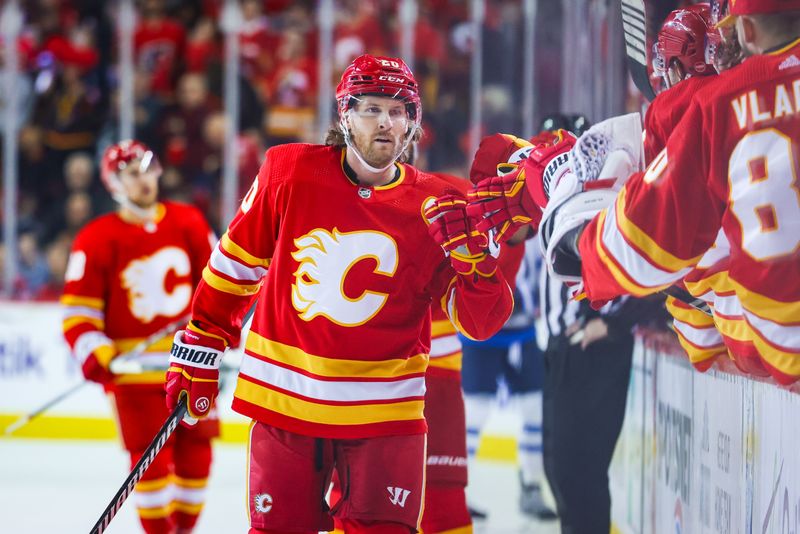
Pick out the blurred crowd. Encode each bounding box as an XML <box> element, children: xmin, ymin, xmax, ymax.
<box><xmin>0</xmin><ymin>0</ymin><xmax>570</xmax><ymax>301</ymax></box>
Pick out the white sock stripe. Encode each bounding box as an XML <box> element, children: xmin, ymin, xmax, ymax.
<box><xmin>135</xmin><ymin>485</ymin><xmax>174</xmax><ymax>508</ymax></box>
<box><xmin>174</xmin><ymin>486</ymin><xmax>207</xmax><ymax>505</ymax></box>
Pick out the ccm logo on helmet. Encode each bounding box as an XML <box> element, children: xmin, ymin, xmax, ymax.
<box><xmin>171</xmin><ymin>345</ymin><xmax>219</xmax><ymax>366</ymax></box>
<box><xmin>379</xmin><ymin>75</ymin><xmax>406</xmax><ymax>84</ymax></box>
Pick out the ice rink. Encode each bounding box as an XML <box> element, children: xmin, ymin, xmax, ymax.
<box><xmin>0</xmin><ymin>439</ymin><xmax>560</xmax><ymax>533</ymax></box>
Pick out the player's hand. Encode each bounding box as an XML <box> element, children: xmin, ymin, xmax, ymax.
<box><xmin>466</xmin><ymin>130</ymin><xmax>576</xmax><ymax>242</ymax></box>
<box><xmin>76</xmin><ymin>333</ymin><xmax>117</xmax><ymax>385</ymax></box>
<box><xmin>166</xmin><ymin>328</ymin><xmax>224</xmax><ymax>426</ymax></box>
<box><xmin>81</xmin><ymin>351</ymin><xmax>116</xmax><ymax>385</ymax></box>
<box><xmin>425</xmin><ymin>195</ymin><xmax>498</xmax><ymax>278</ymax></box>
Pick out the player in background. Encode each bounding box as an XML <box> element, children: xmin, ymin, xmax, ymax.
<box><xmin>469</xmin><ymin>0</ymin><xmax>800</xmax><ymax>385</ymax></box>
<box><xmin>61</xmin><ymin>140</ymin><xmax>217</xmax><ymax>534</ymax></box>
<box><xmin>164</xmin><ymin>54</ymin><xmax>512</xmax><ymax>533</ymax></box>
<box><xmin>460</xmin><ymin>133</ymin><xmax>556</xmax><ymax>521</ymax></box>
<box><xmin>646</xmin><ymin>3</ymin><xmax>736</xmax><ymax>372</ymax></box>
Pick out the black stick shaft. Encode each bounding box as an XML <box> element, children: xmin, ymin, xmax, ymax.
<box><xmin>89</xmin><ymin>398</ymin><xmax>187</xmax><ymax>534</ymax></box>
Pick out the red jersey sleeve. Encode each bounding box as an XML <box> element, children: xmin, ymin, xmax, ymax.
<box><xmin>579</xmin><ymin>97</ymin><xmax>722</xmax><ymax>306</ymax></box>
<box><xmin>190</xmin><ymin>152</ymin><xmax>278</xmax><ymax>346</ymax></box>
<box><xmin>426</xmin><ymin>252</ymin><xmax>513</xmax><ymax>342</ymax></box>
<box><xmin>61</xmin><ymin>225</ymin><xmax>117</xmax><ymax>369</ymax></box>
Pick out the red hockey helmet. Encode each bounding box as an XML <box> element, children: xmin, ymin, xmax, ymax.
<box><xmin>335</xmin><ymin>54</ymin><xmax>422</xmax><ymax>127</ymax></box>
<box><xmin>653</xmin><ymin>4</ymin><xmax>715</xmax><ymax>88</ymax></box>
<box><xmin>100</xmin><ymin>140</ymin><xmax>162</xmax><ymax>197</ymax></box>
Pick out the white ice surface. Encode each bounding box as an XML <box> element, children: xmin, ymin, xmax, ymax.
<box><xmin>0</xmin><ymin>439</ymin><xmax>559</xmax><ymax>533</ymax></box>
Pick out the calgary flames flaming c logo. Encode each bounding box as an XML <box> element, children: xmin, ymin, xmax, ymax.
<box><xmin>291</xmin><ymin>228</ymin><xmax>398</xmax><ymax>327</ymax></box>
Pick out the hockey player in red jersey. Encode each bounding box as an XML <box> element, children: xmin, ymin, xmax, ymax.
<box><xmin>62</xmin><ymin>140</ymin><xmax>217</xmax><ymax>533</ymax></box>
<box><xmin>469</xmin><ymin>0</ymin><xmax>800</xmax><ymax>385</ymax></box>
<box><xmin>646</xmin><ymin>3</ymin><xmax>734</xmax><ymax>372</ymax></box>
<box><xmin>165</xmin><ymin>54</ymin><xmax>512</xmax><ymax>533</ymax></box>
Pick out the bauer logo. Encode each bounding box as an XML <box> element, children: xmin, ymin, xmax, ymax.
<box><xmin>254</xmin><ymin>493</ymin><xmax>273</xmax><ymax>513</ymax></box>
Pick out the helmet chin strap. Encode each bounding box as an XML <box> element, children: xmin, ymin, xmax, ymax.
<box><xmin>340</xmin><ymin>112</ymin><xmax>418</xmax><ymax>176</ymax></box>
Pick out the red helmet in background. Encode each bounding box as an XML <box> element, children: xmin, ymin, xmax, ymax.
<box><xmin>100</xmin><ymin>140</ymin><xmax>162</xmax><ymax>198</ymax></box>
<box><xmin>336</xmin><ymin>54</ymin><xmax>422</xmax><ymax>128</ymax></box>
<box><xmin>653</xmin><ymin>4</ymin><xmax>716</xmax><ymax>89</ymax></box>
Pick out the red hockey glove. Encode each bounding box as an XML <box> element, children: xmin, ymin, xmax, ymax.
<box><xmin>466</xmin><ymin>130</ymin><xmax>576</xmax><ymax>242</ymax></box>
<box><xmin>74</xmin><ymin>332</ymin><xmax>117</xmax><ymax>385</ymax></box>
<box><xmin>166</xmin><ymin>328</ymin><xmax>225</xmax><ymax>426</ymax></box>
<box><xmin>469</xmin><ymin>133</ymin><xmax>534</xmax><ymax>185</ymax></box>
<box><xmin>425</xmin><ymin>195</ymin><xmax>498</xmax><ymax>277</ymax></box>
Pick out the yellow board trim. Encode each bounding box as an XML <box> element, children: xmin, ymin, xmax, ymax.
<box><xmin>202</xmin><ymin>266</ymin><xmax>262</xmax><ymax>296</ymax></box>
<box><xmin>234</xmin><ymin>378</ymin><xmax>425</xmax><ymax>425</ymax></box>
<box><xmin>245</xmin><ymin>330</ymin><xmax>429</xmax><ymax>378</ymax></box>
<box><xmin>220</xmin><ymin>232</ymin><xmax>271</xmax><ymax>268</ymax></box>
<box><xmin>0</xmin><ymin>414</ymin><xmax>517</xmax><ymax>461</ymax></box>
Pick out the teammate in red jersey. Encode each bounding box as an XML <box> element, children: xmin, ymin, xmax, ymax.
<box><xmin>646</xmin><ymin>3</ymin><xmax>736</xmax><ymax>372</ymax></box>
<box><xmin>165</xmin><ymin>54</ymin><xmax>513</xmax><ymax>533</ymax></box>
<box><xmin>470</xmin><ymin>0</ymin><xmax>800</xmax><ymax>385</ymax></box>
<box><xmin>62</xmin><ymin>140</ymin><xmax>217</xmax><ymax>533</ymax></box>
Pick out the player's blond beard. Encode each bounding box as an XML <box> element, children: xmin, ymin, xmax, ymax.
<box><xmin>350</xmin><ymin>127</ymin><xmax>404</xmax><ymax>169</ymax></box>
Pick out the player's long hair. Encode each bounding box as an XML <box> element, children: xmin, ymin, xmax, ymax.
<box><xmin>325</xmin><ymin>123</ymin><xmax>423</xmax><ymax>164</ymax></box>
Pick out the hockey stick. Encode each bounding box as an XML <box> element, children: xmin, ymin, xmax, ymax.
<box><xmin>3</xmin><ymin>315</ymin><xmax>189</xmax><ymax>436</ymax></box>
<box><xmin>621</xmin><ymin>0</ymin><xmax>657</xmax><ymax>101</ymax></box>
<box><xmin>89</xmin><ymin>397</ymin><xmax>187</xmax><ymax>534</ymax></box>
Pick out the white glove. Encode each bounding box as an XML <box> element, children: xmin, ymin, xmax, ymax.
<box><xmin>570</xmin><ymin>112</ymin><xmax>644</xmax><ymax>190</ymax></box>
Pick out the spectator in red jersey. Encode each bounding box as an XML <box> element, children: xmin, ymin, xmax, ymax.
<box><xmin>159</xmin><ymin>72</ymin><xmax>218</xmax><ymax>187</ymax></box>
<box><xmin>134</xmin><ymin>0</ymin><xmax>186</xmax><ymax>98</ymax></box>
<box><xmin>185</xmin><ymin>17</ymin><xmax>220</xmax><ymax>74</ymax></box>
<box><xmin>239</xmin><ymin>0</ymin><xmax>280</xmax><ymax>80</ymax></box>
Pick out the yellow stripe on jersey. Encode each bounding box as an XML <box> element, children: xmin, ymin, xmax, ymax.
<box><xmin>594</xmin><ymin>211</ymin><xmax>670</xmax><ymax>297</ymax></box>
<box><xmin>115</xmin><ymin>336</ymin><xmax>172</xmax><ymax>353</ymax></box>
<box><xmin>673</xmin><ymin>332</ymin><xmax>726</xmax><ymax>367</ymax></box>
<box><xmin>684</xmin><ymin>271</ymin><xmax>734</xmax><ymax>299</ymax></box>
<box><xmin>220</xmin><ymin>232</ymin><xmax>271</xmax><ymax>268</ymax></box>
<box><xmin>245</xmin><ymin>331</ymin><xmax>428</xmax><ymax>378</ymax></box>
<box><xmin>202</xmin><ymin>266</ymin><xmax>262</xmax><ymax>296</ymax></box>
<box><xmin>428</xmin><ymin>353</ymin><xmax>462</xmax><ymax>371</ymax></box>
<box><xmin>749</xmin><ymin>331</ymin><xmax>800</xmax><ymax>377</ymax></box>
<box><xmin>665</xmin><ymin>297</ymin><xmax>716</xmax><ymax>327</ymax></box>
<box><xmin>614</xmin><ymin>188</ymin><xmax>704</xmax><ymax>272</ymax></box>
<box><xmin>60</xmin><ymin>294</ymin><xmax>104</xmax><ymax>309</ymax></box>
<box><xmin>728</xmin><ymin>278</ymin><xmax>800</xmax><ymax>325</ymax></box>
<box><xmin>62</xmin><ymin>315</ymin><xmax>104</xmax><ymax>332</ymax></box>
<box><xmin>431</xmin><ymin>319</ymin><xmax>457</xmax><ymax>338</ymax></box>
<box><xmin>234</xmin><ymin>378</ymin><xmax>425</xmax><ymax>425</ymax></box>
<box><xmin>713</xmin><ymin>314</ymin><xmax>751</xmax><ymax>343</ymax></box>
